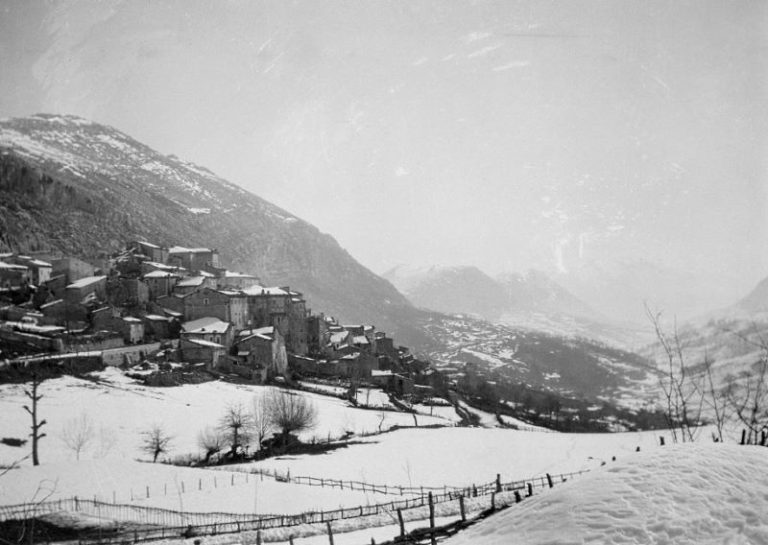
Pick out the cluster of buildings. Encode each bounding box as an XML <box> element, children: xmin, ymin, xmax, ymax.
<box><xmin>0</xmin><ymin>241</ymin><xmax>423</xmax><ymax>389</ymax></box>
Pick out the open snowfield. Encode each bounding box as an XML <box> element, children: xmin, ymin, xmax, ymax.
<box><xmin>445</xmin><ymin>443</ymin><xmax>768</xmax><ymax>545</ymax></box>
<box><xmin>1</xmin><ymin>369</ymin><xmax>765</xmax><ymax>545</ymax></box>
<box><xmin>0</xmin><ymin>368</ymin><xmax>453</xmax><ymax>468</ymax></box>
<box><xmin>0</xmin><ymin>459</ymin><xmax>376</xmax><ymax>514</ymax></box>
<box><xmin>249</xmin><ymin>427</ymin><xmax>669</xmax><ymax>488</ymax></box>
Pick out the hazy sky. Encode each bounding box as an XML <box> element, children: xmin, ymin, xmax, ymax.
<box><xmin>1</xmin><ymin>0</ymin><xmax>766</xmax><ymax>316</ymax></box>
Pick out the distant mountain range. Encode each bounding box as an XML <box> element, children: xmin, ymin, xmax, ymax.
<box><xmin>382</xmin><ymin>264</ymin><xmax>651</xmax><ymax>347</ymax></box>
<box><xmin>0</xmin><ymin>114</ymin><xmax>430</xmax><ymax>346</ymax></box>
<box><xmin>383</xmin><ymin>265</ymin><xmax>596</xmax><ymax>319</ymax></box>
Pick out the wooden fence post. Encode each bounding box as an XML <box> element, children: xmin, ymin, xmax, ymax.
<box><xmin>256</xmin><ymin>530</ymin><xmax>262</xmax><ymax>545</ymax></box>
<box><xmin>326</xmin><ymin>521</ymin><xmax>335</xmax><ymax>545</ymax></box>
<box><xmin>428</xmin><ymin>492</ymin><xmax>436</xmax><ymax>545</ymax></box>
<box><xmin>546</xmin><ymin>474</ymin><xmax>553</xmax><ymax>488</ymax></box>
<box><xmin>526</xmin><ymin>483</ymin><xmax>533</xmax><ymax>497</ymax></box>
<box><xmin>459</xmin><ymin>495</ymin><xmax>466</xmax><ymax>522</ymax></box>
<box><xmin>199</xmin><ymin>478</ymin><xmax>202</xmax><ymax>490</ymax></box>
<box><xmin>659</xmin><ymin>435</ymin><xmax>665</xmax><ymax>446</ymax></box>
<box><xmin>741</xmin><ymin>429</ymin><xmax>747</xmax><ymax>445</ymax></box>
<box><xmin>397</xmin><ymin>509</ymin><xmax>405</xmax><ymax>537</ymax></box>
<box><xmin>496</xmin><ymin>474</ymin><xmax>501</xmax><ymax>493</ymax></box>
<box><xmin>491</xmin><ymin>492</ymin><xmax>496</xmax><ymax>511</ymax></box>
<box><xmin>514</xmin><ymin>491</ymin><xmax>522</xmax><ymax>503</ymax></box>
<box><xmin>289</xmin><ymin>536</ymin><xmax>295</xmax><ymax>545</ymax></box>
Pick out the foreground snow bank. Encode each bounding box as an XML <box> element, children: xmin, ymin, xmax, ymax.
<box><xmin>445</xmin><ymin>443</ymin><xmax>768</xmax><ymax>545</ymax></box>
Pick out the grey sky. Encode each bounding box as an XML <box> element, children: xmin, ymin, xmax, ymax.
<box><xmin>1</xmin><ymin>0</ymin><xmax>766</xmax><ymax>319</ymax></box>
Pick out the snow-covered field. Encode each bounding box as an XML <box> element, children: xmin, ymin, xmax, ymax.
<box><xmin>248</xmin><ymin>427</ymin><xmax>667</xmax><ymax>488</ymax></box>
<box><xmin>0</xmin><ymin>369</ymin><xmax>453</xmax><ymax>467</ymax></box>
<box><xmin>445</xmin><ymin>443</ymin><xmax>768</xmax><ymax>545</ymax></box>
<box><xmin>1</xmin><ymin>369</ymin><xmax>766</xmax><ymax>545</ymax></box>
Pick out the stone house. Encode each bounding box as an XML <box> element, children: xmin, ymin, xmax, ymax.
<box><xmin>217</xmin><ymin>271</ymin><xmax>261</xmax><ymax>290</ymax></box>
<box><xmin>233</xmin><ymin>326</ymin><xmax>288</xmax><ymax>379</ymax></box>
<box><xmin>375</xmin><ymin>333</ymin><xmax>398</xmax><ymax>358</ymax></box>
<box><xmin>52</xmin><ymin>257</ymin><xmax>96</xmax><ymax>284</ymax></box>
<box><xmin>168</xmin><ymin>246</ymin><xmax>220</xmax><ymax>272</ymax></box>
<box><xmin>143</xmin><ymin>270</ymin><xmax>181</xmax><ymax>299</ymax></box>
<box><xmin>242</xmin><ymin>286</ymin><xmax>291</xmax><ymax>339</ymax></box>
<box><xmin>121</xmin><ymin>317</ymin><xmax>144</xmax><ymax>344</ymax></box>
<box><xmin>10</xmin><ymin>256</ymin><xmax>53</xmax><ymax>286</ymax></box>
<box><xmin>143</xmin><ymin>314</ymin><xmax>171</xmax><ymax>340</ymax></box>
<box><xmin>172</xmin><ymin>275</ymin><xmax>217</xmax><ymax>296</ymax></box>
<box><xmin>287</xmin><ymin>291</ymin><xmax>309</xmax><ymax>355</ymax></box>
<box><xmin>181</xmin><ymin>316</ymin><xmax>234</xmax><ymax>348</ymax></box>
<box><xmin>130</xmin><ymin>241</ymin><xmax>169</xmax><ymax>264</ymax></box>
<box><xmin>306</xmin><ymin>314</ymin><xmax>330</xmax><ymax>356</ymax></box>
<box><xmin>183</xmin><ymin>287</ymin><xmax>247</xmax><ymax>331</ymax></box>
<box><xmin>0</xmin><ymin>261</ymin><xmax>30</xmax><ymax>290</ymax></box>
<box><xmin>65</xmin><ymin>275</ymin><xmax>107</xmax><ymax>306</ymax></box>
<box><xmin>339</xmin><ymin>351</ymin><xmax>379</xmax><ymax>379</ymax></box>
<box><xmin>180</xmin><ymin>337</ymin><xmax>225</xmax><ymax>368</ymax></box>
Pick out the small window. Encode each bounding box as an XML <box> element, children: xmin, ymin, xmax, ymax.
<box><xmin>203</xmin><ymin>298</ymin><xmax>209</xmax><ymax>305</ymax></box>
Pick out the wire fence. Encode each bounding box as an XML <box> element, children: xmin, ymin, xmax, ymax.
<box><xmin>0</xmin><ymin>469</ymin><xmax>589</xmax><ymax>543</ymax></box>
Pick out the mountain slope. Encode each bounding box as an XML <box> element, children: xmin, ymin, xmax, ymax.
<box><xmin>0</xmin><ymin>114</ymin><xmax>426</xmax><ymax>344</ymax></box>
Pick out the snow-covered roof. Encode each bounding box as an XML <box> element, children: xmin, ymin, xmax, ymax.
<box><xmin>241</xmin><ymin>285</ymin><xmax>289</xmax><ymax>296</ymax></box>
<box><xmin>330</xmin><ymin>331</ymin><xmax>349</xmax><ymax>344</ymax></box>
<box><xmin>122</xmin><ymin>317</ymin><xmax>142</xmax><ymax>323</ymax></box>
<box><xmin>199</xmin><ymin>270</ymin><xmax>215</xmax><ymax>278</ymax></box>
<box><xmin>238</xmin><ymin>326</ymin><xmax>274</xmax><ymax>337</ymax></box>
<box><xmin>182</xmin><ymin>317</ymin><xmax>231</xmax><ymax>334</ymax></box>
<box><xmin>144</xmin><ymin>314</ymin><xmax>168</xmax><ymax>321</ymax></box>
<box><xmin>143</xmin><ymin>261</ymin><xmax>177</xmax><ymax>271</ymax></box>
<box><xmin>0</xmin><ymin>261</ymin><xmax>28</xmax><ymax>271</ymax></box>
<box><xmin>169</xmin><ymin>246</ymin><xmax>213</xmax><ymax>254</ymax></box>
<box><xmin>371</xmin><ymin>370</ymin><xmax>393</xmax><ymax>377</ymax></box>
<box><xmin>184</xmin><ymin>338</ymin><xmax>225</xmax><ymax>349</ymax></box>
<box><xmin>217</xmin><ymin>289</ymin><xmax>245</xmax><ymax>297</ymax></box>
<box><xmin>224</xmin><ymin>271</ymin><xmax>258</xmax><ymax>279</ymax></box>
<box><xmin>176</xmin><ymin>276</ymin><xmax>206</xmax><ymax>287</ymax></box>
<box><xmin>143</xmin><ymin>270</ymin><xmax>177</xmax><ymax>278</ymax></box>
<box><xmin>137</xmin><ymin>241</ymin><xmax>160</xmax><ymax>249</ymax></box>
<box><xmin>66</xmin><ymin>275</ymin><xmax>106</xmax><ymax>289</ymax></box>
<box><xmin>161</xmin><ymin>308</ymin><xmax>183</xmax><ymax>318</ymax></box>
<box><xmin>28</xmin><ymin>259</ymin><xmax>52</xmax><ymax>268</ymax></box>
<box><xmin>352</xmin><ymin>335</ymin><xmax>370</xmax><ymax>345</ymax></box>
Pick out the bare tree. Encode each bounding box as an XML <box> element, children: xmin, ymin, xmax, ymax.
<box><xmin>61</xmin><ymin>412</ymin><xmax>94</xmax><ymax>460</ymax></box>
<box><xmin>701</xmin><ymin>351</ymin><xmax>729</xmax><ymax>442</ymax></box>
<box><xmin>645</xmin><ymin>305</ymin><xmax>703</xmax><ymax>443</ymax></box>
<box><xmin>252</xmin><ymin>395</ymin><xmax>274</xmax><ymax>453</ymax></box>
<box><xmin>197</xmin><ymin>427</ymin><xmax>225</xmax><ymax>464</ymax></box>
<box><xmin>265</xmin><ymin>389</ymin><xmax>317</xmax><ymax>447</ymax></box>
<box><xmin>141</xmin><ymin>424</ymin><xmax>172</xmax><ymax>462</ymax></box>
<box><xmin>219</xmin><ymin>402</ymin><xmax>253</xmax><ymax>458</ymax></box>
<box><xmin>727</xmin><ymin>350</ymin><xmax>768</xmax><ymax>444</ymax></box>
<box><xmin>23</xmin><ymin>373</ymin><xmax>47</xmax><ymax>466</ymax></box>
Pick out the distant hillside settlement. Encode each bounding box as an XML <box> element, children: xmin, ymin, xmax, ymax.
<box><xmin>0</xmin><ymin>241</ymin><xmax>432</xmax><ymax>396</ymax></box>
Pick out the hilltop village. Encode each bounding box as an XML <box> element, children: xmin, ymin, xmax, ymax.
<box><xmin>0</xmin><ymin>241</ymin><xmax>434</xmax><ymax>399</ymax></box>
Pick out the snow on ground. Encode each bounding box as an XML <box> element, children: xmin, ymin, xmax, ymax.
<box><xmin>444</xmin><ymin>443</ymin><xmax>768</xmax><ymax>545</ymax></box>
<box><xmin>250</xmin><ymin>427</ymin><xmax>668</xmax><ymax>488</ymax></box>
<box><xmin>456</xmin><ymin>400</ymin><xmax>546</xmax><ymax>431</ymax></box>
<box><xmin>411</xmin><ymin>403</ymin><xmax>462</xmax><ymax>424</ymax></box>
<box><xmin>0</xmin><ymin>369</ymin><xmax>449</xmax><ymax>467</ymax></box>
<box><xmin>0</xmin><ymin>459</ymin><xmax>376</xmax><ymax>514</ymax></box>
<box><xmin>298</xmin><ymin>380</ymin><xmax>397</xmax><ymax>410</ymax></box>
